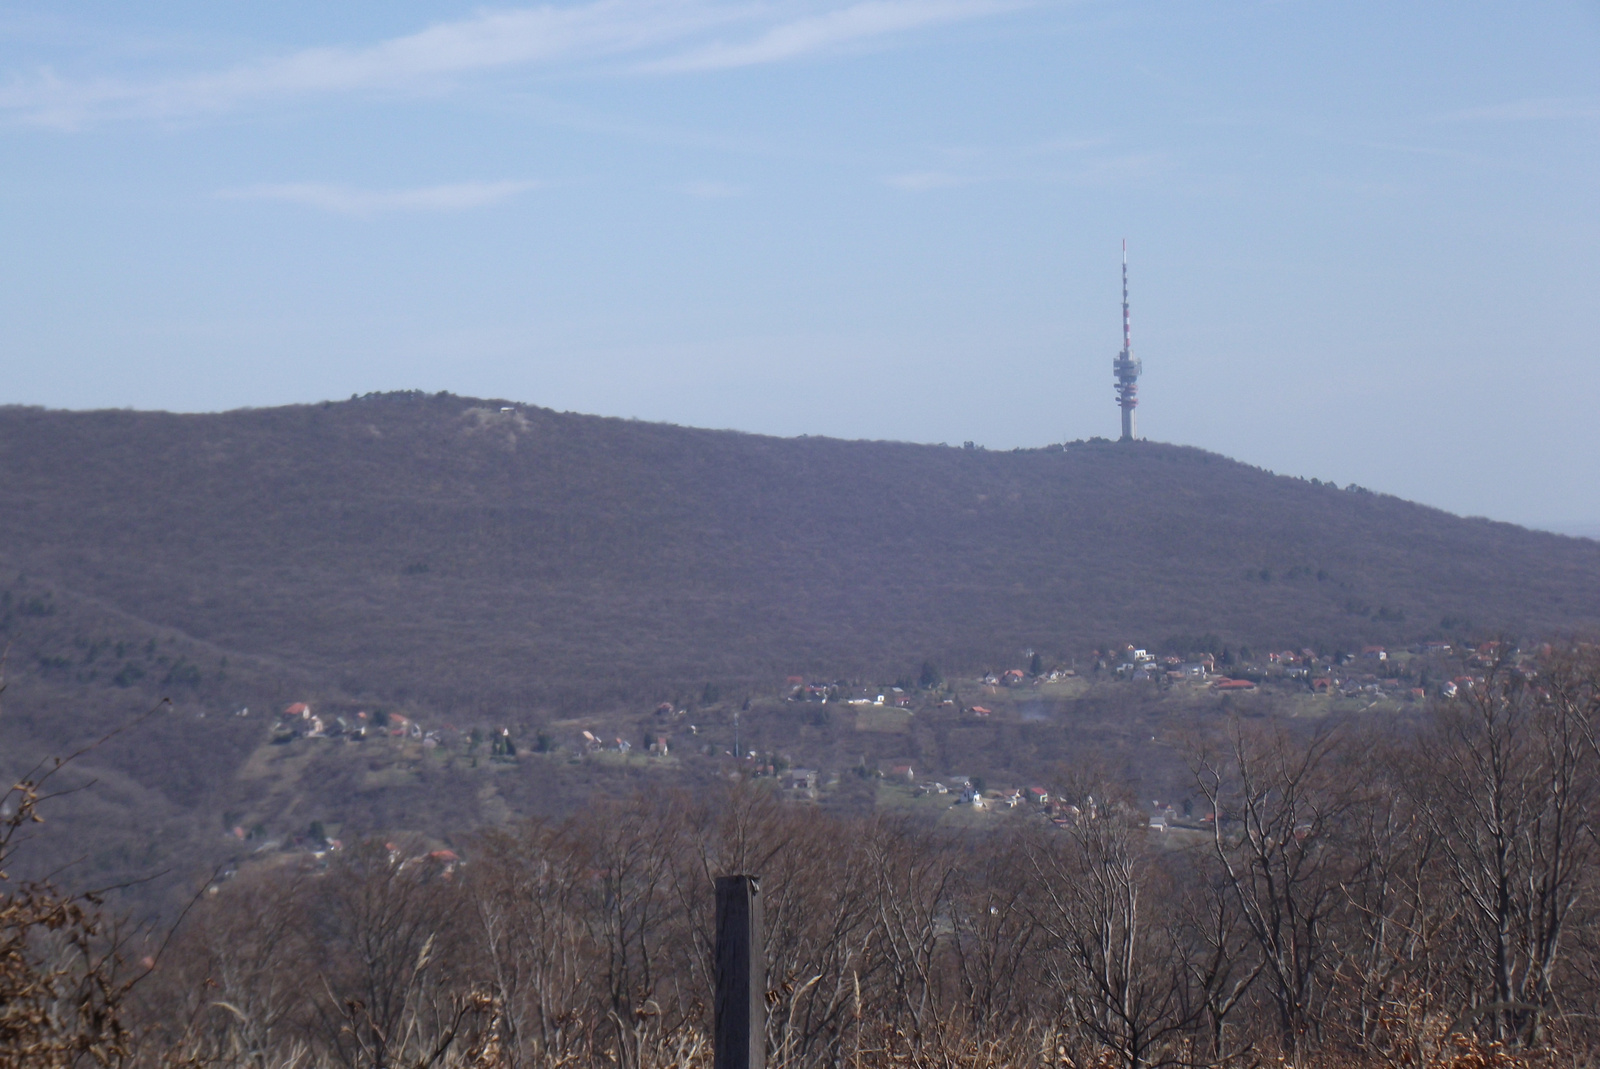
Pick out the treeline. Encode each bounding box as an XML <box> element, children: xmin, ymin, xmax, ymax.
<box><xmin>8</xmin><ymin>651</ymin><xmax>1600</xmax><ymax>1069</ymax></box>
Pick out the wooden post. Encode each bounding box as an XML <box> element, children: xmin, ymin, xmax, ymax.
<box><xmin>715</xmin><ymin>875</ymin><xmax>765</xmax><ymax>1069</ymax></box>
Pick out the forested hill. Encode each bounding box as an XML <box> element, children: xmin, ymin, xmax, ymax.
<box><xmin>1</xmin><ymin>392</ymin><xmax>1595</xmax><ymax>713</ymax></box>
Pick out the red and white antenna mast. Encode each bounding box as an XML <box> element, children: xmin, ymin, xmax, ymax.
<box><xmin>1112</xmin><ymin>239</ymin><xmax>1142</xmax><ymax>441</ymax></box>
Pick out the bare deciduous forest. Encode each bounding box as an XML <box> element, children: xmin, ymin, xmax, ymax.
<box><xmin>3</xmin><ymin>392</ymin><xmax>1599</xmax><ymax>717</ymax></box>
<box><xmin>8</xmin><ymin>650</ymin><xmax>1600</xmax><ymax>1069</ymax></box>
<box><xmin>10</xmin><ymin>393</ymin><xmax>1599</xmax><ymax>920</ymax></box>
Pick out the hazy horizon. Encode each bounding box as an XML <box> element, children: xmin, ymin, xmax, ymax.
<box><xmin>3</xmin><ymin>0</ymin><xmax>1596</xmax><ymax>531</ymax></box>
<box><xmin>4</xmin><ymin>389</ymin><xmax>1596</xmax><ymax>542</ymax></box>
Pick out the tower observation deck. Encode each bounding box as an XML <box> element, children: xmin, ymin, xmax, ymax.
<box><xmin>1113</xmin><ymin>240</ymin><xmax>1141</xmax><ymax>441</ymax></box>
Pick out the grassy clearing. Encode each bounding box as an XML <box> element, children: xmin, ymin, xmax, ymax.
<box><xmin>854</xmin><ymin>709</ymin><xmax>913</xmax><ymax>733</ymax></box>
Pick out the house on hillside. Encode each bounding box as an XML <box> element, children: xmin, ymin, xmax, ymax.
<box><xmin>784</xmin><ymin>769</ymin><xmax>819</xmax><ymax>801</ymax></box>
<box><xmin>1467</xmin><ymin>641</ymin><xmax>1504</xmax><ymax>667</ymax></box>
<box><xmin>1214</xmin><ymin>678</ymin><xmax>1257</xmax><ymax>692</ymax></box>
<box><xmin>1027</xmin><ymin>787</ymin><xmax>1050</xmax><ymax>806</ymax></box>
<box><xmin>785</xmin><ymin>768</ymin><xmax>818</xmax><ymax>792</ymax></box>
<box><xmin>888</xmin><ymin>764</ymin><xmax>915</xmax><ymax>781</ymax></box>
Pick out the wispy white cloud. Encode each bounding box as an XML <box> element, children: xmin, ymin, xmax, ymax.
<box><xmin>1442</xmin><ymin>97</ymin><xmax>1600</xmax><ymax>122</ymax></box>
<box><xmin>0</xmin><ymin>0</ymin><xmax>1030</xmax><ymax>127</ymax></box>
<box><xmin>881</xmin><ymin>170</ymin><xmax>971</xmax><ymax>190</ymax></box>
<box><xmin>1023</xmin><ymin>134</ymin><xmax>1106</xmax><ymax>155</ymax></box>
<box><xmin>1060</xmin><ymin>151</ymin><xmax>1164</xmax><ymax>185</ymax></box>
<box><xmin>643</xmin><ymin>0</ymin><xmax>1024</xmax><ymax>72</ymax></box>
<box><xmin>217</xmin><ymin>180</ymin><xmax>537</xmax><ymax>216</ymax></box>
<box><xmin>680</xmin><ymin>179</ymin><xmax>745</xmax><ymax>197</ymax></box>
<box><xmin>880</xmin><ymin>148</ymin><xmax>1164</xmax><ymax>191</ymax></box>
<box><xmin>879</xmin><ymin>133</ymin><xmax>1127</xmax><ymax>191</ymax></box>
<box><xmin>2</xmin><ymin>2</ymin><xmax>719</xmax><ymax>126</ymax></box>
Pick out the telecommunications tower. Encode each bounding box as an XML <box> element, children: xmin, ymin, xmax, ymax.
<box><xmin>1112</xmin><ymin>239</ymin><xmax>1141</xmax><ymax>441</ymax></box>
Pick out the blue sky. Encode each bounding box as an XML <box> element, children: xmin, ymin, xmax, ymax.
<box><xmin>2</xmin><ymin>0</ymin><xmax>1597</xmax><ymax>531</ymax></box>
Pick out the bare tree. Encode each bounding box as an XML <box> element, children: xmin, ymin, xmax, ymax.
<box><xmin>312</xmin><ymin>838</ymin><xmax>485</xmax><ymax>1069</ymax></box>
<box><xmin>948</xmin><ymin>833</ymin><xmax>1036</xmax><ymax>1045</ymax></box>
<box><xmin>680</xmin><ymin>786</ymin><xmax>880</xmax><ymax>1069</ymax></box>
<box><xmin>1026</xmin><ymin>804</ymin><xmax>1197</xmax><ymax>1069</ymax></box>
<box><xmin>1</xmin><ymin>698</ymin><xmax>170</xmax><ymax>1069</ymax></box>
<box><xmin>860</xmin><ymin>818</ymin><xmax>960</xmax><ymax>1064</ymax></box>
<box><xmin>1169</xmin><ymin>851</ymin><xmax>1260</xmax><ymax>1065</ymax></box>
<box><xmin>1190</xmin><ymin>720</ymin><xmax>1351</xmax><ymax>1061</ymax></box>
<box><xmin>138</xmin><ymin>871</ymin><xmax>316</xmax><ymax>1069</ymax></box>
<box><xmin>1412</xmin><ymin>659</ymin><xmax>1597</xmax><ymax>1047</ymax></box>
<box><xmin>569</xmin><ymin>796</ymin><xmax>696</xmax><ymax>1069</ymax></box>
<box><xmin>470</xmin><ymin>822</ymin><xmax>596</xmax><ymax>1069</ymax></box>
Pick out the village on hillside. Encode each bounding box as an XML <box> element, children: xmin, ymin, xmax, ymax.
<box><xmin>232</xmin><ymin>636</ymin><xmax>1527</xmax><ymax>878</ymax></box>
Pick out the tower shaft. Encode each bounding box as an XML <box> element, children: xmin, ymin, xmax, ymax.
<box><xmin>1112</xmin><ymin>239</ymin><xmax>1141</xmax><ymax>441</ymax></box>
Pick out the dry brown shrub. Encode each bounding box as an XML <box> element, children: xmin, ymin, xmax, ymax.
<box><xmin>1</xmin><ymin>772</ymin><xmax>137</xmax><ymax>1068</ymax></box>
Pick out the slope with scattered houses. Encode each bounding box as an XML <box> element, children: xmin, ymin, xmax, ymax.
<box><xmin>227</xmin><ymin>634</ymin><xmax>1522</xmax><ymax>886</ymax></box>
